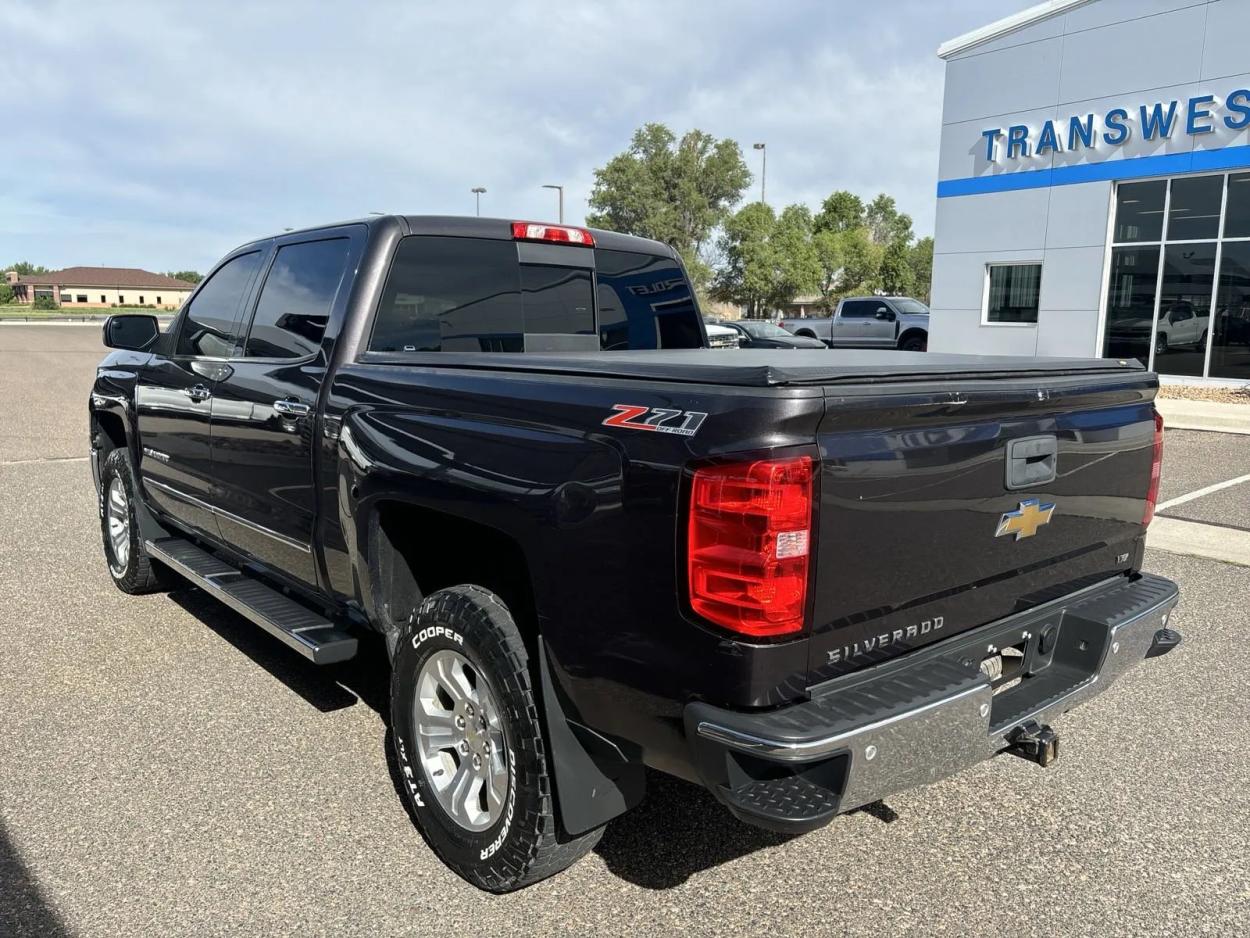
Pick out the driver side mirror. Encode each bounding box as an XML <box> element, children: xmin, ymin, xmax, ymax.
<box><xmin>875</xmin><ymin>307</ymin><xmax>896</xmax><ymax>322</ymax></box>
<box><xmin>103</xmin><ymin>314</ymin><xmax>160</xmax><ymax>351</ymax></box>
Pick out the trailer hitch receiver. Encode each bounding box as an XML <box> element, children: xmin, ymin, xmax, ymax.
<box><xmin>1005</xmin><ymin>720</ymin><xmax>1060</xmax><ymax>767</ymax></box>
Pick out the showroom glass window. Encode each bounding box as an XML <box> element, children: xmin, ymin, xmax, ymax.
<box><xmin>985</xmin><ymin>263</ymin><xmax>1041</xmax><ymax>323</ymax></box>
<box><xmin>1103</xmin><ymin>172</ymin><xmax>1250</xmax><ymax>380</ymax></box>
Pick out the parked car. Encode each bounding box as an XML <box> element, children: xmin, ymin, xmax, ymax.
<box><xmin>91</xmin><ymin>215</ymin><xmax>1179</xmax><ymax>893</ymax></box>
<box><xmin>780</xmin><ymin>296</ymin><xmax>929</xmax><ymax>350</ymax></box>
<box><xmin>707</xmin><ymin>318</ymin><xmax>828</xmax><ymax>349</ymax></box>
<box><xmin>704</xmin><ymin>321</ymin><xmax>742</xmax><ymax>349</ymax></box>
<box><xmin>1108</xmin><ymin>300</ymin><xmax>1210</xmax><ymax>356</ymax></box>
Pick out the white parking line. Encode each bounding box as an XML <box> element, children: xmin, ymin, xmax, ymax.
<box><xmin>0</xmin><ymin>455</ymin><xmax>90</xmax><ymax>466</ymax></box>
<box><xmin>1156</xmin><ymin>472</ymin><xmax>1250</xmax><ymax>512</ymax></box>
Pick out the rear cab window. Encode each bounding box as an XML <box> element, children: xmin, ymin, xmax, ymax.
<box><xmin>369</xmin><ymin>235</ymin><xmax>702</xmax><ymax>354</ymax></box>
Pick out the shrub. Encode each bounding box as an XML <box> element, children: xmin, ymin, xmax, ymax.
<box><xmin>32</xmin><ymin>296</ymin><xmax>59</xmax><ymax>310</ymax></box>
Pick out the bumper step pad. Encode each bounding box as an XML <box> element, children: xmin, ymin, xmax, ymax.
<box><xmin>145</xmin><ymin>537</ymin><xmax>357</xmax><ymax>665</ymax></box>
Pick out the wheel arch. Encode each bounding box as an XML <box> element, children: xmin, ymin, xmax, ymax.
<box><xmin>897</xmin><ymin>327</ymin><xmax>928</xmax><ymax>349</ymax></box>
<box><xmin>367</xmin><ymin>498</ymin><xmax>539</xmax><ymax>655</ymax></box>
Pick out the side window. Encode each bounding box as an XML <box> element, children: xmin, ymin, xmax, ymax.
<box><xmin>595</xmin><ymin>250</ymin><xmax>701</xmax><ymax>350</ymax></box>
<box><xmin>245</xmin><ymin>238</ymin><xmax>350</xmax><ymax>359</ymax></box>
<box><xmin>840</xmin><ymin>301</ymin><xmax>873</xmax><ymax>319</ymax></box>
<box><xmin>176</xmin><ymin>251</ymin><xmax>263</xmax><ymax>357</ymax></box>
<box><xmin>371</xmin><ymin>237</ymin><xmax>523</xmax><ymax>353</ymax></box>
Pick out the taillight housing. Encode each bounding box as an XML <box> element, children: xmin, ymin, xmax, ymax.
<box><xmin>1143</xmin><ymin>409</ymin><xmax>1165</xmax><ymax>526</ymax></box>
<box><xmin>687</xmin><ymin>455</ymin><xmax>814</xmax><ymax>638</ymax></box>
<box><xmin>511</xmin><ymin>221</ymin><xmax>595</xmax><ymax>246</ymax></box>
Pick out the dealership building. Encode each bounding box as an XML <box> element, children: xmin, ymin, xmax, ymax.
<box><xmin>930</xmin><ymin>0</ymin><xmax>1250</xmax><ymax>384</ymax></box>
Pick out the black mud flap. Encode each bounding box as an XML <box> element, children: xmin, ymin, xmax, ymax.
<box><xmin>537</xmin><ymin>637</ymin><xmax>646</xmax><ymax>837</ymax></box>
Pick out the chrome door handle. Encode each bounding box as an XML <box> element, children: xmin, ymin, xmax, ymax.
<box><xmin>185</xmin><ymin>384</ymin><xmax>212</xmax><ymax>402</ymax></box>
<box><xmin>273</xmin><ymin>399</ymin><xmax>312</xmax><ymax>418</ymax></box>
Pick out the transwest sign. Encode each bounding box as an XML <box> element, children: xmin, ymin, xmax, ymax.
<box><xmin>980</xmin><ymin>91</ymin><xmax>1250</xmax><ymax>162</ymax></box>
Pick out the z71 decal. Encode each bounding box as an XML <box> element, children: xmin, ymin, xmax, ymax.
<box><xmin>602</xmin><ymin>404</ymin><xmax>708</xmax><ymax>437</ymax></box>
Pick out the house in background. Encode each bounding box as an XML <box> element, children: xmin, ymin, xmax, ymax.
<box><xmin>4</xmin><ymin>267</ymin><xmax>195</xmax><ymax>309</ymax></box>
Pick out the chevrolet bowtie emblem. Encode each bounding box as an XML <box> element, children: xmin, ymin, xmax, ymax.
<box><xmin>996</xmin><ymin>498</ymin><xmax>1056</xmax><ymax>540</ymax></box>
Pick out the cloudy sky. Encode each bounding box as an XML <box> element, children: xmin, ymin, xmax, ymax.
<box><xmin>1</xmin><ymin>0</ymin><xmax>1018</xmax><ymax>273</ymax></box>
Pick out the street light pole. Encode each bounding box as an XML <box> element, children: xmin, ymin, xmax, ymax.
<box><xmin>752</xmin><ymin>143</ymin><xmax>766</xmax><ymax>204</ymax></box>
<box><xmin>542</xmin><ymin>184</ymin><xmax>564</xmax><ymax>223</ymax></box>
<box><xmin>471</xmin><ymin>187</ymin><xmax>487</xmax><ymax>216</ymax></box>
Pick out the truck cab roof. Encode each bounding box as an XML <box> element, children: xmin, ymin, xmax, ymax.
<box><xmin>235</xmin><ymin>215</ymin><xmax>678</xmax><ymax>259</ymax></box>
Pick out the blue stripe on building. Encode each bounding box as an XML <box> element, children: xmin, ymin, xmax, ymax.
<box><xmin>937</xmin><ymin>144</ymin><xmax>1250</xmax><ymax>198</ymax></box>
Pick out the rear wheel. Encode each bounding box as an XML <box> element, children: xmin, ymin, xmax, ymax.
<box><xmin>1155</xmin><ymin>333</ymin><xmax>1169</xmax><ymax>356</ymax></box>
<box><xmin>99</xmin><ymin>448</ymin><xmax>173</xmax><ymax>594</ymax></box>
<box><xmin>390</xmin><ymin>585</ymin><xmax>602</xmax><ymax>892</ymax></box>
<box><xmin>796</xmin><ymin>330</ymin><xmax>817</xmax><ymax>339</ymax></box>
<box><xmin>1197</xmin><ymin>329</ymin><xmax>1208</xmax><ymax>350</ymax></box>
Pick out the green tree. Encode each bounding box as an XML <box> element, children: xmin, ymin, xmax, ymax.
<box><xmin>909</xmin><ymin>237</ymin><xmax>934</xmax><ymax>303</ymax></box>
<box><xmin>32</xmin><ymin>295</ymin><xmax>58</xmax><ymax>310</ymax></box>
<box><xmin>587</xmin><ymin>123</ymin><xmax>751</xmax><ymax>289</ymax></box>
<box><xmin>3</xmin><ymin>261</ymin><xmax>50</xmax><ymax>276</ymax></box>
<box><xmin>165</xmin><ymin>270</ymin><xmax>204</xmax><ymax>284</ymax></box>
<box><xmin>714</xmin><ymin>202</ymin><xmax>820</xmax><ymax>318</ymax></box>
<box><xmin>864</xmin><ymin>193</ymin><xmax>913</xmax><ymax>246</ymax></box>
<box><xmin>0</xmin><ymin>282</ymin><xmax>13</xmax><ymax>304</ymax></box>
<box><xmin>813</xmin><ymin>226</ymin><xmax>883</xmax><ymax>306</ymax></box>
<box><xmin>814</xmin><ymin>191</ymin><xmax>865</xmax><ymax>234</ymax></box>
<box><xmin>879</xmin><ymin>238</ymin><xmax>914</xmax><ymax>296</ymax></box>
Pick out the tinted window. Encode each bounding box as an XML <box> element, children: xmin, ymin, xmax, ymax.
<box><xmin>1211</xmin><ymin>240</ymin><xmax>1250</xmax><ymax>381</ymax></box>
<box><xmin>246</xmin><ymin>238</ymin><xmax>350</xmax><ymax>359</ymax></box>
<box><xmin>1167</xmin><ymin>176</ymin><xmax>1222</xmax><ymax>242</ymax></box>
<box><xmin>985</xmin><ymin>264</ymin><xmax>1041</xmax><ymax>324</ymax></box>
<box><xmin>520</xmin><ymin>265</ymin><xmax>593</xmax><ymax>335</ymax></box>
<box><xmin>839</xmin><ymin>301</ymin><xmax>875</xmax><ymax>319</ymax></box>
<box><xmin>1114</xmin><ymin>180</ymin><xmax>1166</xmax><ymax>242</ymax></box>
<box><xmin>1102</xmin><ymin>246</ymin><xmax>1160</xmax><ymax>362</ymax></box>
<box><xmin>1224</xmin><ymin>173</ymin><xmax>1250</xmax><ymax>239</ymax></box>
<box><xmin>1156</xmin><ymin>242</ymin><xmax>1216</xmax><ymax>377</ymax></box>
<box><xmin>371</xmin><ymin>237</ymin><xmax>523</xmax><ymax>353</ymax></box>
<box><xmin>177</xmin><ymin>251</ymin><xmax>262</xmax><ymax>357</ymax></box>
<box><xmin>595</xmin><ymin>250</ymin><xmax>701</xmax><ymax>351</ymax></box>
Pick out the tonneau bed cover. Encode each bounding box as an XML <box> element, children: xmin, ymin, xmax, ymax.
<box><xmin>360</xmin><ymin>348</ymin><xmax>1144</xmax><ymax>387</ymax></box>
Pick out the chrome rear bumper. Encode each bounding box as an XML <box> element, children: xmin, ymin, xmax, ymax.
<box><xmin>685</xmin><ymin>574</ymin><xmax>1181</xmax><ymax>832</ymax></box>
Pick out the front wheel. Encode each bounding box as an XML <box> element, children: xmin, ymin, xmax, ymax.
<box><xmin>99</xmin><ymin>448</ymin><xmax>173</xmax><ymax>594</ymax></box>
<box><xmin>390</xmin><ymin>585</ymin><xmax>602</xmax><ymax>892</ymax></box>
<box><xmin>900</xmin><ymin>333</ymin><xmax>927</xmax><ymax>352</ymax></box>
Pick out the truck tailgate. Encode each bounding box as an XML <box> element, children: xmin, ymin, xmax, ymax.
<box><xmin>807</xmin><ymin>371</ymin><xmax>1158</xmax><ymax>685</ymax></box>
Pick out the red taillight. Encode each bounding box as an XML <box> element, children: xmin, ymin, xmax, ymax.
<box><xmin>511</xmin><ymin>221</ymin><xmax>595</xmax><ymax>247</ymax></box>
<box><xmin>1143</xmin><ymin>410</ymin><xmax>1165</xmax><ymax>527</ymax></box>
<box><xmin>687</xmin><ymin>456</ymin><xmax>813</xmax><ymax>638</ymax></box>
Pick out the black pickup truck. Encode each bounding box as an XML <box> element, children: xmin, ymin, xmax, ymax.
<box><xmin>91</xmin><ymin>215</ymin><xmax>1181</xmax><ymax>892</ymax></box>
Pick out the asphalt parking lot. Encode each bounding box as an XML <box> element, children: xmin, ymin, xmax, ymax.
<box><xmin>2</xmin><ymin>324</ymin><xmax>1248</xmax><ymax>937</ymax></box>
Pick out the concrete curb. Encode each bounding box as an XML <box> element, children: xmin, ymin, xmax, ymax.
<box><xmin>1157</xmin><ymin>398</ymin><xmax>1250</xmax><ymax>435</ymax></box>
<box><xmin>1147</xmin><ymin>516</ymin><xmax>1250</xmax><ymax>567</ymax></box>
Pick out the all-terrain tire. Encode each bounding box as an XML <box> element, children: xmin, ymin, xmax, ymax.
<box><xmin>900</xmin><ymin>333</ymin><xmax>927</xmax><ymax>352</ymax></box>
<box><xmin>390</xmin><ymin>585</ymin><xmax>602</xmax><ymax>892</ymax></box>
<box><xmin>99</xmin><ymin>447</ymin><xmax>174</xmax><ymax>594</ymax></box>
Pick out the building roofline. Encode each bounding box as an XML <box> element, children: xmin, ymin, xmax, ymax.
<box><xmin>937</xmin><ymin>0</ymin><xmax>1094</xmax><ymax>60</ymax></box>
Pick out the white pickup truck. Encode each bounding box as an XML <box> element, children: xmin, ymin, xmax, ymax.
<box><xmin>780</xmin><ymin>296</ymin><xmax>929</xmax><ymax>351</ymax></box>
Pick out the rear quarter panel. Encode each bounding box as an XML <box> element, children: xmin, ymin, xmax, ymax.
<box><xmin>320</xmin><ymin>362</ymin><xmax>825</xmax><ymax>772</ymax></box>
